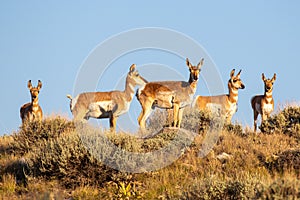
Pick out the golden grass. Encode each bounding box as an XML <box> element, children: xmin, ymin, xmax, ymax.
<box><xmin>0</xmin><ymin>106</ymin><xmax>299</xmax><ymax>199</ymax></box>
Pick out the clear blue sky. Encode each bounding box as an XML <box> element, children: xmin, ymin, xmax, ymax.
<box><xmin>1</xmin><ymin>1</ymin><xmax>299</xmax><ymax>134</ymax></box>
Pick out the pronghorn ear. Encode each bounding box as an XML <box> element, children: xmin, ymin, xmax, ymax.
<box><xmin>230</xmin><ymin>69</ymin><xmax>235</xmax><ymax>78</ymax></box>
<box><xmin>186</xmin><ymin>58</ymin><xmax>192</xmax><ymax>69</ymax></box>
<box><xmin>262</xmin><ymin>73</ymin><xmax>266</xmax><ymax>81</ymax></box>
<box><xmin>197</xmin><ymin>58</ymin><xmax>204</xmax><ymax>69</ymax></box>
<box><xmin>272</xmin><ymin>73</ymin><xmax>277</xmax><ymax>82</ymax></box>
<box><xmin>27</xmin><ymin>80</ymin><xmax>32</xmax><ymax>89</ymax></box>
<box><xmin>37</xmin><ymin>80</ymin><xmax>42</xmax><ymax>89</ymax></box>
<box><xmin>129</xmin><ymin>64</ymin><xmax>136</xmax><ymax>73</ymax></box>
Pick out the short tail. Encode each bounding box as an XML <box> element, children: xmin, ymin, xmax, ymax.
<box><xmin>250</xmin><ymin>96</ymin><xmax>255</xmax><ymax>109</ymax></box>
<box><xmin>66</xmin><ymin>94</ymin><xmax>73</xmax><ymax>112</ymax></box>
<box><xmin>67</xmin><ymin>94</ymin><xmax>73</xmax><ymax>100</ymax></box>
<box><xmin>135</xmin><ymin>89</ymin><xmax>140</xmax><ymax>101</ymax></box>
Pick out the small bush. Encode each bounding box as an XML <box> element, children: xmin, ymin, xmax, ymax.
<box><xmin>30</xmin><ymin>130</ymin><xmax>113</xmax><ymax>189</ymax></box>
<box><xmin>225</xmin><ymin>123</ymin><xmax>245</xmax><ymax>137</ymax></box>
<box><xmin>264</xmin><ymin>149</ymin><xmax>300</xmax><ymax>176</ymax></box>
<box><xmin>255</xmin><ymin>178</ymin><xmax>300</xmax><ymax>199</ymax></box>
<box><xmin>12</xmin><ymin>118</ymin><xmax>75</xmax><ymax>155</ymax></box>
<box><xmin>181</xmin><ymin>108</ymin><xmax>212</xmax><ymax>133</ymax></box>
<box><xmin>180</xmin><ymin>179</ymin><xmax>249</xmax><ymax>200</ymax></box>
<box><xmin>260</xmin><ymin>106</ymin><xmax>300</xmax><ymax>140</ymax></box>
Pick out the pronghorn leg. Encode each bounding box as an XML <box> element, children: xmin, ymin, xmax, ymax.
<box><xmin>173</xmin><ymin>103</ymin><xmax>179</xmax><ymax>128</ymax></box>
<box><xmin>253</xmin><ymin>110</ymin><xmax>259</xmax><ymax>132</ymax></box>
<box><xmin>138</xmin><ymin>100</ymin><xmax>153</xmax><ymax>129</ymax></box>
<box><xmin>166</xmin><ymin>109</ymin><xmax>173</xmax><ymax>127</ymax></box>
<box><xmin>226</xmin><ymin>115</ymin><xmax>233</xmax><ymax>124</ymax></box>
<box><xmin>37</xmin><ymin>110</ymin><xmax>43</xmax><ymax>121</ymax></box>
<box><xmin>261</xmin><ymin>113</ymin><xmax>267</xmax><ymax>122</ymax></box>
<box><xmin>28</xmin><ymin>113</ymin><xmax>34</xmax><ymax>122</ymax></box>
<box><xmin>109</xmin><ymin>113</ymin><xmax>117</xmax><ymax>131</ymax></box>
<box><xmin>177</xmin><ymin>108</ymin><xmax>184</xmax><ymax>128</ymax></box>
<box><xmin>261</xmin><ymin>112</ymin><xmax>267</xmax><ymax>128</ymax></box>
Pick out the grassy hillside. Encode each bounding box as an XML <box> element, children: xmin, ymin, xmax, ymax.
<box><xmin>0</xmin><ymin>106</ymin><xmax>299</xmax><ymax>199</ymax></box>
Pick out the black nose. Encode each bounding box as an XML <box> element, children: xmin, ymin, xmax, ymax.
<box><xmin>241</xmin><ymin>84</ymin><xmax>245</xmax><ymax>89</ymax></box>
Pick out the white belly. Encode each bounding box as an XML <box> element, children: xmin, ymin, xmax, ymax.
<box><xmin>87</xmin><ymin>101</ymin><xmax>114</xmax><ymax>118</ymax></box>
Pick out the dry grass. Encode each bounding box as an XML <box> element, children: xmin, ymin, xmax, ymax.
<box><xmin>0</xmin><ymin>106</ymin><xmax>299</xmax><ymax>199</ymax></box>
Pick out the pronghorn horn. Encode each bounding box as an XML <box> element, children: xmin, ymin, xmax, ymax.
<box><xmin>230</xmin><ymin>69</ymin><xmax>235</xmax><ymax>78</ymax></box>
<box><xmin>27</xmin><ymin>80</ymin><xmax>32</xmax><ymax>89</ymax></box>
<box><xmin>129</xmin><ymin>64</ymin><xmax>136</xmax><ymax>73</ymax></box>
<box><xmin>37</xmin><ymin>80</ymin><xmax>42</xmax><ymax>89</ymax></box>
<box><xmin>197</xmin><ymin>58</ymin><xmax>204</xmax><ymax>69</ymax></box>
<box><xmin>237</xmin><ymin>69</ymin><xmax>242</xmax><ymax>77</ymax></box>
<box><xmin>186</xmin><ymin>58</ymin><xmax>192</xmax><ymax>69</ymax></box>
<box><xmin>272</xmin><ymin>73</ymin><xmax>277</xmax><ymax>81</ymax></box>
<box><xmin>262</xmin><ymin>73</ymin><xmax>266</xmax><ymax>81</ymax></box>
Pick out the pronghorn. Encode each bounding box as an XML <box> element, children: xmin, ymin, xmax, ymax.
<box><xmin>193</xmin><ymin>69</ymin><xmax>245</xmax><ymax>123</ymax></box>
<box><xmin>20</xmin><ymin>80</ymin><xmax>43</xmax><ymax>123</ymax></box>
<box><xmin>136</xmin><ymin>58</ymin><xmax>204</xmax><ymax>129</ymax></box>
<box><xmin>67</xmin><ymin>64</ymin><xmax>148</xmax><ymax>131</ymax></box>
<box><xmin>251</xmin><ymin>73</ymin><xmax>276</xmax><ymax>132</ymax></box>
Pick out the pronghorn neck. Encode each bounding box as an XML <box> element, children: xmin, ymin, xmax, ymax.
<box><xmin>31</xmin><ymin>97</ymin><xmax>39</xmax><ymax>106</ymax></box>
<box><xmin>188</xmin><ymin>73</ymin><xmax>199</xmax><ymax>94</ymax></box>
<box><xmin>264</xmin><ymin>89</ymin><xmax>273</xmax><ymax>102</ymax></box>
<box><xmin>124</xmin><ymin>76</ymin><xmax>136</xmax><ymax>101</ymax></box>
<box><xmin>188</xmin><ymin>74</ymin><xmax>197</xmax><ymax>84</ymax></box>
<box><xmin>31</xmin><ymin>98</ymin><xmax>40</xmax><ymax>112</ymax></box>
<box><xmin>228</xmin><ymin>85</ymin><xmax>239</xmax><ymax>103</ymax></box>
<box><xmin>189</xmin><ymin>80</ymin><xmax>198</xmax><ymax>93</ymax></box>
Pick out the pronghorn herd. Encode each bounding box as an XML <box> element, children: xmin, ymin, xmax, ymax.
<box><xmin>20</xmin><ymin>59</ymin><xmax>276</xmax><ymax>132</ymax></box>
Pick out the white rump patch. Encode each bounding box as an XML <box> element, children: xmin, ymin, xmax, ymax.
<box><xmin>71</xmin><ymin>95</ymin><xmax>79</xmax><ymax>111</ymax></box>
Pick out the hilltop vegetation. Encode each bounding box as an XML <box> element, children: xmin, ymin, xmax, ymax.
<box><xmin>0</xmin><ymin>106</ymin><xmax>299</xmax><ymax>199</ymax></box>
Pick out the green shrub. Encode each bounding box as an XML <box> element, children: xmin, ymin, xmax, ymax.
<box><xmin>30</xmin><ymin>130</ymin><xmax>114</xmax><ymax>189</ymax></box>
<box><xmin>13</xmin><ymin>117</ymin><xmax>75</xmax><ymax>155</ymax></box>
<box><xmin>181</xmin><ymin>108</ymin><xmax>212</xmax><ymax>134</ymax></box>
<box><xmin>254</xmin><ymin>178</ymin><xmax>300</xmax><ymax>199</ymax></box>
<box><xmin>225</xmin><ymin>123</ymin><xmax>245</xmax><ymax>137</ymax></box>
<box><xmin>180</xmin><ymin>179</ymin><xmax>249</xmax><ymax>200</ymax></box>
<box><xmin>260</xmin><ymin>106</ymin><xmax>300</xmax><ymax>140</ymax></box>
<box><xmin>264</xmin><ymin>149</ymin><xmax>300</xmax><ymax>176</ymax></box>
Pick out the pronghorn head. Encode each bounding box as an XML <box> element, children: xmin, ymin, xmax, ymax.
<box><xmin>186</xmin><ymin>58</ymin><xmax>204</xmax><ymax>82</ymax></box>
<box><xmin>229</xmin><ymin>69</ymin><xmax>245</xmax><ymax>90</ymax></box>
<box><xmin>27</xmin><ymin>80</ymin><xmax>42</xmax><ymax>102</ymax></box>
<box><xmin>128</xmin><ymin>64</ymin><xmax>148</xmax><ymax>86</ymax></box>
<box><xmin>262</xmin><ymin>73</ymin><xmax>276</xmax><ymax>92</ymax></box>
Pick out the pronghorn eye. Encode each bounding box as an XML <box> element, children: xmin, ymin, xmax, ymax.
<box><xmin>233</xmin><ymin>79</ymin><xmax>237</xmax><ymax>83</ymax></box>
